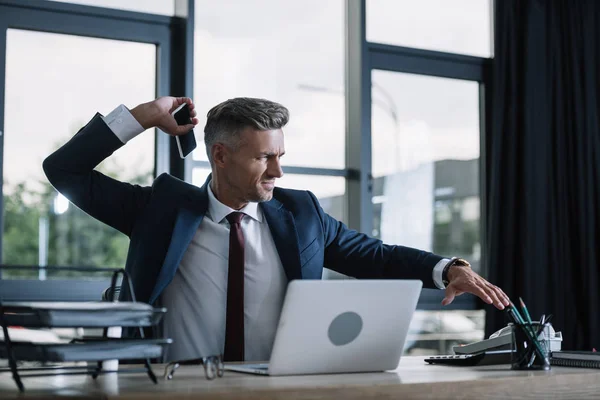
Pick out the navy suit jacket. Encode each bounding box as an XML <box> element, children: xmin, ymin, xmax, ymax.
<box><xmin>43</xmin><ymin>114</ymin><xmax>443</xmax><ymax>306</ymax></box>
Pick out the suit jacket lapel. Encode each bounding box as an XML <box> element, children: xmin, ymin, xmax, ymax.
<box><xmin>149</xmin><ymin>178</ymin><xmax>209</xmax><ymax>304</ymax></box>
<box><xmin>149</xmin><ymin>179</ymin><xmax>303</xmax><ymax>304</ymax></box>
<box><xmin>261</xmin><ymin>198</ymin><xmax>302</xmax><ymax>281</ymax></box>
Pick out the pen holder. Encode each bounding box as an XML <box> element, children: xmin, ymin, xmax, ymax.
<box><xmin>510</xmin><ymin>322</ymin><xmax>551</xmax><ymax>370</ymax></box>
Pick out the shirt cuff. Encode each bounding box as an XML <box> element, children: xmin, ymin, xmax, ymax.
<box><xmin>101</xmin><ymin>104</ymin><xmax>144</xmax><ymax>143</ymax></box>
<box><xmin>433</xmin><ymin>258</ymin><xmax>451</xmax><ymax>289</ymax></box>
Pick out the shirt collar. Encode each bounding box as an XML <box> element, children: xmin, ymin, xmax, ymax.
<box><xmin>206</xmin><ymin>181</ymin><xmax>263</xmax><ymax>223</ymax></box>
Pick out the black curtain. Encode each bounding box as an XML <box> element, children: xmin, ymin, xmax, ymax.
<box><xmin>486</xmin><ymin>0</ymin><xmax>600</xmax><ymax>351</ymax></box>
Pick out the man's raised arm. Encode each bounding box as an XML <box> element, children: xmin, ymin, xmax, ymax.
<box><xmin>43</xmin><ymin>97</ymin><xmax>198</xmax><ymax>237</ymax></box>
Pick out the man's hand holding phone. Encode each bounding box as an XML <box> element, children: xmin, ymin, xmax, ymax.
<box><xmin>130</xmin><ymin>96</ymin><xmax>198</xmax><ymax>158</ymax></box>
<box><xmin>130</xmin><ymin>96</ymin><xmax>198</xmax><ymax>136</ymax></box>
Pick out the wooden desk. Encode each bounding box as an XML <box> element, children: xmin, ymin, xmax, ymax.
<box><xmin>1</xmin><ymin>357</ymin><xmax>599</xmax><ymax>399</ymax></box>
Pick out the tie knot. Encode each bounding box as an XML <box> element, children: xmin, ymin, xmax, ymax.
<box><xmin>226</xmin><ymin>212</ymin><xmax>245</xmax><ymax>225</ymax></box>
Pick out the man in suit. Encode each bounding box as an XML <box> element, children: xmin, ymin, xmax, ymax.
<box><xmin>43</xmin><ymin>96</ymin><xmax>510</xmax><ymax>363</ymax></box>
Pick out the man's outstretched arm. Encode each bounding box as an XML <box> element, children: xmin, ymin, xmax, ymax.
<box><xmin>310</xmin><ymin>191</ymin><xmax>510</xmax><ymax>310</ymax></box>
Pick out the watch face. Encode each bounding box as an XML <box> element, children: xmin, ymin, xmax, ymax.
<box><xmin>455</xmin><ymin>259</ymin><xmax>471</xmax><ymax>267</ymax></box>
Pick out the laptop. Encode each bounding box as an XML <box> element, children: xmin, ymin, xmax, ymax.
<box><xmin>225</xmin><ymin>279</ymin><xmax>422</xmax><ymax>376</ymax></box>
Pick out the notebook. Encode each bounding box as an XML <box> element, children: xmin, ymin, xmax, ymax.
<box><xmin>551</xmin><ymin>351</ymin><xmax>600</xmax><ymax>369</ymax></box>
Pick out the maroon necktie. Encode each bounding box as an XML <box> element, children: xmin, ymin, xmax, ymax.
<box><xmin>224</xmin><ymin>212</ymin><xmax>245</xmax><ymax>361</ymax></box>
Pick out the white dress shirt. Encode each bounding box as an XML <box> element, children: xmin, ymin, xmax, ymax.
<box><xmin>101</xmin><ymin>104</ymin><xmax>450</xmax><ymax>360</ymax></box>
<box><xmin>159</xmin><ymin>185</ymin><xmax>288</xmax><ymax>362</ymax></box>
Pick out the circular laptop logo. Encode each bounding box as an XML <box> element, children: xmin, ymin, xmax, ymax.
<box><xmin>328</xmin><ymin>311</ymin><xmax>363</xmax><ymax>346</ymax></box>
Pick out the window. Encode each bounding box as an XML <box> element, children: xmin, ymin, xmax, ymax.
<box><xmin>370</xmin><ymin>70</ymin><xmax>484</xmax><ymax>355</ymax></box>
<box><xmin>47</xmin><ymin>0</ymin><xmax>175</xmax><ymax>15</ymax></box>
<box><xmin>2</xmin><ymin>29</ymin><xmax>156</xmax><ymax>278</ymax></box>
<box><xmin>193</xmin><ymin>0</ymin><xmax>345</xmax><ymax>169</ymax></box>
<box><xmin>366</xmin><ymin>0</ymin><xmax>492</xmax><ymax>58</ymax></box>
<box><xmin>371</xmin><ymin>70</ymin><xmax>481</xmax><ymax>274</ymax></box>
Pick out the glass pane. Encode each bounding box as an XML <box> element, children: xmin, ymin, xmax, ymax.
<box><xmin>404</xmin><ymin>310</ymin><xmax>485</xmax><ymax>355</ymax></box>
<box><xmin>367</xmin><ymin>0</ymin><xmax>492</xmax><ymax>58</ymax></box>
<box><xmin>3</xmin><ymin>29</ymin><xmax>156</xmax><ymax>278</ymax></box>
<box><xmin>372</xmin><ymin>70</ymin><xmax>482</xmax><ymax>356</ymax></box>
<box><xmin>192</xmin><ymin>169</ymin><xmax>346</xmax><ymax>223</ymax></box>
<box><xmin>47</xmin><ymin>0</ymin><xmax>174</xmax><ymax>15</ymax></box>
<box><xmin>371</xmin><ymin>70</ymin><xmax>480</xmax><ymax>273</ymax></box>
<box><xmin>193</xmin><ymin>0</ymin><xmax>345</xmax><ymax>168</ymax></box>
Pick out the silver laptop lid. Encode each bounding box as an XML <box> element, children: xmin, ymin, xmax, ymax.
<box><xmin>268</xmin><ymin>279</ymin><xmax>422</xmax><ymax>375</ymax></box>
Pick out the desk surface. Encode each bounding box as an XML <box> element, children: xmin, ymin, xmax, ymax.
<box><xmin>1</xmin><ymin>357</ymin><xmax>599</xmax><ymax>399</ymax></box>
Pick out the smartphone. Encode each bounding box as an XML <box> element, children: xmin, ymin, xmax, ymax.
<box><xmin>172</xmin><ymin>103</ymin><xmax>197</xmax><ymax>159</ymax></box>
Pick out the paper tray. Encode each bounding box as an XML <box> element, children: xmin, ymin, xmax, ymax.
<box><xmin>0</xmin><ymin>302</ymin><xmax>166</xmax><ymax>328</ymax></box>
<box><xmin>0</xmin><ymin>338</ymin><xmax>172</xmax><ymax>362</ymax></box>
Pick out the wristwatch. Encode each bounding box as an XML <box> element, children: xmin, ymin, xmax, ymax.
<box><xmin>442</xmin><ymin>257</ymin><xmax>471</xmax><ymax>287</ymax></box>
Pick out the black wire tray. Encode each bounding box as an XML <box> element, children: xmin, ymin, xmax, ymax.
<box><xmin>0</xmin><ymin>301</ymin><xmax>166</xmax><ymax>328</ymax></box>
<box><xmin>0</xmin><ymin>267</ymin><xmax>169</xmax><ymax>392</ymax></box>
<box><xmin>0</xmin><ymin>338</ymin><xmax>172</xmax><ymax>362</ymax></box>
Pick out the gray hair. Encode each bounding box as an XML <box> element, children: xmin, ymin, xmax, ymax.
<box><xmin>204</xmin><ymin>97</ymin><xmax>289</xmax><ymax>163</ymax></box>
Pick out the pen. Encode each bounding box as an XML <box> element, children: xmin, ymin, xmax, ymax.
<box><xmin>510</xmin><ymin>300</ymin><xmax>539</xmax><ymax>340</ymax></box>
<box><xmin>536</xmin><ymin>314</ymin><xmax>549</xmax><ymax>351</ymax></box>
<box><xmin>535</xmin><ymin>314</ymin><xmax>546</xmax><ymax>337</ymax></box>
<box><xmin>519</xmin><ymin>298</ymin><xmax>534</xmax><ymax>325</ymax></box>
<box><xmin>519</xmin><ymin>298</ymin><xmax>544</xmax><ymax>347</ymax></box>
<box><xmin>509</xmin><ymin>301</ymin><xmax>526</xmax><ymax>325</ymax></box>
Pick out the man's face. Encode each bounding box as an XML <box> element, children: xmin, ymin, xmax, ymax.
<box><xmin>222</xmin><ymin>127</ymin><xmax>285</xmax><ymax>203</ymax></box>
